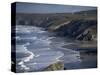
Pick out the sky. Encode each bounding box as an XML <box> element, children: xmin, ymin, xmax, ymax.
<box><xmin>16</xmin><ymin>2</ymin><xmax>97</xmax><ymax>13</ymax></box>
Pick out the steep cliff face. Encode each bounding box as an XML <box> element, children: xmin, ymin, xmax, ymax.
<box><xmin>50</xmin><ymin>19</ymin><xmax>97</xmax><ymax>41</ymax></box>
<box><xmin>16</xmin><ymin>10</ymin><xmax>97</xmax><ymax>41</ymax></box>
<box><xmin>76</xmin><ymin>26</ymin><xmax>97</xmax><ymax>41</ymax></box>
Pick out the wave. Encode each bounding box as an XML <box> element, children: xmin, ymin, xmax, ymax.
<box><xmin>15</xmin><ymin>25</ymin><xmax>64</xmax><ymax>72</ymax></box>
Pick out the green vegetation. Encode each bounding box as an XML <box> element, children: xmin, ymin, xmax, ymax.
<box><xmin>44</xmin><ymin>62</ymin><xmax>64</xmax><ymax>71</ymax></box>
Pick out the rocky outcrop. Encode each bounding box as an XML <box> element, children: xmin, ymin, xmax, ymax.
<box><xmin>50</xmin><ymin>19</ymin><xmax>97</xmax><ymax>40</ymax></box>
<box><xmin>16</xmin><ymin>10</ymin><xmax>97</xmax><ymax>41</ymax></box>
<box><xmin>76</xmin><ymin>26</ymin><xmax>97</xmax><ymax>41</ymax></box>
<box><xmin>43</xmin><ymin>62</ymin><xmax>64</xmax><ymax>71</ymax></box>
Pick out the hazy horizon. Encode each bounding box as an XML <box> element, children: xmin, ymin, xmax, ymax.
<box><xmin>16</xmin><ymin>2</ymin><xmax>97</xmax><ymax>14</ymax></box>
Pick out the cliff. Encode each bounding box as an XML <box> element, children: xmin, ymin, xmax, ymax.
<box><xmin>16</xmin><ymin>9</ymin><xmax>97</xmax><ymax>41</ymax></box>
